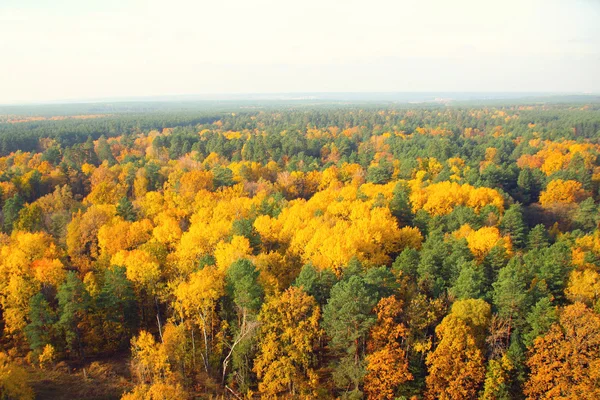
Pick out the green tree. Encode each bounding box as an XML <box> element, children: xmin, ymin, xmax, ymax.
<box><xmin>389</xmin><ymin>181</ymin><xmax>413</xmax><ymax>226</ymax></box>
<box><xmin>25</xmin><ymin>293</ymin><xmax>58</xmax><ymax>355</ymax></box>
<box><xmin>493</xmin><ymin>257</ymin><xmax>529</xmax><ymax>334</ymax></box>
<box><xmin>527</xmin><ymin>224</ymin><xmax>549</xmax><ymax>250</ymax></box>
<box><xmin>392</xmin><ymin>248</ymin><xmax>420</xmax><ymax>280</ymax></box>
<box><xmin>213</xmin><ymin>166</ymin><xmax>234</xmax><ymax>188</ymax></box>
<box><xmin>96</xmin><ymin>266</ymin><xmax>138</xmax><ymax>349</ymax></box>
<box><xmin>573</xmin><ymin>197</ymin><xmax>598</xmax><ymax>232</ymax></box>
<box><xmin>95</xmin><ymin>135</ymin><xmax>116</xmax><ymax>165</ymax></box>
<box><xmin>499</xmin><ymin>203</ymin><xmax>527</xmax><ymax>248</ymax></box>
<box><xmin>323</xmin><ymin>275</ymin><xmax>377</xmax><ymax>397</ymax></box>
<box><xmin>294</xmin><ymin>263</ymin><xmax>337</xmax><ymax>306</ymax></box>
<box><xmin>116</xmin><ymin>196</ymin><xmax>137</xmax><ymax>222</ymax></box>
<box><xmin>523</xmin><ymin>297</ymin><xmax>558</xmax><ymax>348</ymax></box>
<box><xmin>2</xmin><ymin>193</ymin><xmax>24</xmax><ymax>233</ymax></box>
<box><xmin>517</xmin><ymin>167</ymin><xmax>542</xmax><ymax>204</ymax></box>
<box><xmin>223</xmin><ymin>259</ymin><xmax>264</xmax><ymax>386</ymax></box>
<box><xmin>450</xmin><ymin>260</ymin><xmax>486</xmax><ymax>300</ymax></box>
<box><xmin>56</xmin><ymin>272</ymin><xmax>91</xmax><ymax>360</ymax></box>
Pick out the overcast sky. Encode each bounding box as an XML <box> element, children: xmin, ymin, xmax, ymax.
<box><xmin>1</xmin><ymin>0</ymin><xmax>599</xmax><ymax>104</ymax></box>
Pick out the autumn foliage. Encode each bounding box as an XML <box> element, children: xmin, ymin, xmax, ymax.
<box><xmin>0</xmin><ymin>104</ymin><xmax>599</xmax><ymax>399</ymax></box>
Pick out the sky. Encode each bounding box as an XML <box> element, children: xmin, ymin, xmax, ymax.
<box><xmin>1</xmin><ymin>0</ymin><xmax>599</xmax><ymax>104</ymax></box>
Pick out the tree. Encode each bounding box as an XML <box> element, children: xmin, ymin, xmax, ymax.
<box><xmin>493</xmin><ymin>258</ymin><xmax>529</xmax><ymax>336</ymax></box>
<box><xmin>323</xmin><ymin>275</ymin><xmax>377</xmax><ymax>397</ymax></box>
<box><xmin>539</xmin><ymin>179</ymin><xmax>589</xmax><ymax>208</ymax></box>
<box><xmin>129</xmin><ymin>330</ymin><xmax>171</xmax><ymax>385</ymax></box>
<box><xmin>525</xmin><ymin>302</ymin><xmax>600</xmax><ymax>399</ymax></box>
<box><xmin>573</xmin><ymin>197</ymin><xmax>599</xmax><ymax>232</ymax></box>
<box><xmin>254</xmin><ymin>287</ymin><xmax>322</xmax><ymax>397</ymax></box>
<box><xmin>96</xmin><ymin>265</ymin><xmax>138</xmax><ymax>349</ymax></box>
<box><xmin>116</xmin><ymin>196</ymin><xmax>137</xmax><ymax>222</ymax></box>
<box><xmin>527</xmin><ymin>224</ymin><xmax>549</xmax><ymax>250</ymax></box>
<box><xmin>566</xmin><ymin>268</ymin><xmax>600</xmax><ymax>308</ymax></box>
<box><xmin>450</xmin><ymin>298</ymin><xmax>492</xmax><ymax>347</ymax></box>
<box><xmin>517</xmin><ymin>168</ymin><xmax>542</xmax><ymax>204</ymax></box>
<box><xmin>230</xmin><ymin>218</ymin><xmax>261</xmax><ymax>253</ymax></box>
<box><xmin>523</xmin><ymin>297</ymin><xmax>557</xmax><ymax>348</ymax></box>
<box><xmin>121</xmin><ymin>382</ymin><xmax>189</xmax><ymax>400</ymax></box>
<box><xmin>293</xmin><ymin>263</ymin><xmax>337</xmax><ymax>306</ymax></box>
<box><xmin>213</xmin><ymin>166</ymin><xmax>234</xmax><ymax>188</ymax></box>
<box><xmin>96</xmin><ymin>135</ymin><xmax>116</xmax><ymax>165</ymax></box>
<box><xmin>174</xmin><ymin>266</ymin><xmax>224</xmax><ymax>374</ymax></box>
<box><xmin>366</xmin><ymin>162</ymin><xmax>392</xmax><ymax>184</ymax></box>
<box><xmin>364</xmin><ymin>296</ymin><xmax>413</xmax><ymax>400</ymax></box>
<box><xmin>0</xmin><ymin>352</ymin><xmax>34</xmax><ymax>400</ymax></box>
<box><xmin>56</xmin><ymin>271</ymin><xmax>91</xmax><ymax>360</ymax></box>
<box><xmin>25</xmin><ymin>293</ymin><xmax>58</xmax><ymax>356</ymax></box>
<box><xmin>450</xmin><ymin>260</ymin><xmax>486</xmax><ymax>300</ymax></box>
<box><xmin>390</xmin><ymin>181</ymin><xmax>414</xmax><ymax>226</ymax></box>
<box><xmin>222</xmin><ymin>259</ymin><xmax>263</xmax><ymax>385</ymax></box>
<box><xmin>14</xmin><ymin>203</ymin><xmax>43</xmax><ymax>232</ymax></box>
<box><xmin>425</xmin><ymin>314</ymin><xmax>486</xmax><ymax>400</ymax></box>
<box><xmin>499</xmin><ymin>204</ymin><xmax>527</xmax><ymax>249</ymax></box>
<box><xmin>481</xmin><ymin>354</ymin><xmax>514</xmax><ymax>400</ymax></box>
<box><xmin>2</xmin><ymin>193</ymin><xmax>24</xmax><ymax>233</ymax></box>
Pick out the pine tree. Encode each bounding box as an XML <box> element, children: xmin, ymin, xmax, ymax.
<box><xmin>2</xmin><ymin>193</ymin><xmax>24</xmax><ymax>233</ymax></box>
<box><xmin>96</xmin><ymin>135</ymin><xmax>116</xmax><ymax>165</ymax></box>
<box><xmin>389</xmin><ymin>181</ymin><xmax>414</xmax><ymax>226</ymax></box>
<box><xmin>116</xmin><ymin>196</ymin><xmax>136</xmax><ymax>222</ymax></box>
<box><xmin>450</xmin><ymin>260</ymin><xmax>486</xmax><ymax>300</ymax></box>
<box><xmin>573</xmin><ymin>197</ymin><xmax>598</xmax><ymax>232</ymax></box>
<box><xmin>294</xmin><ymin>263</ymin><xmax>337</xmax><ymax>306</ymax></box>
<box><xmin>56</xmin><ymin>272</ymin><xmax>91</xmax><ymax>360</ymax></box>
<box><xmin>323</xmin><ymin>275</ymin><xmax>377</xmax><ymax>397</ymax></box>
<box><xmin>25</xmin><ymin>293</ymin><xmax>58</xmax><ymax>354</ymax></box>
<box><xmin>96</xmin><ymin>266</ymin><xmax>138</xmax><ymax>347</ymax></box>
<box><xmin>527</xmin><ymin>224</ymin><xmax>550</xmax><ymax>250</ymax></box>
<box><xmin>499</xmin><ymin>203</ymin><xmax>527</xmax><ymax>248</ymax></box>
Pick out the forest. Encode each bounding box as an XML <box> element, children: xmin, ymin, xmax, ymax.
<box><xmin>1</xmin><ymin>101</ymin><xmax>600</xmax><ymax>399</ymax></box>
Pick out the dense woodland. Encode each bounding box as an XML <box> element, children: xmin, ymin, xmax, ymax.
<box><xmin>1</xmin><ymin>102</ymin><xmax>600</xmax><ymax>399</ymax></box>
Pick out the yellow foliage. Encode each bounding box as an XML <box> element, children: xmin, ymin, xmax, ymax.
<box><xmin>214</xmin><ymin>236</ymin><xmax>252</xmax><ymax>272</ymax></box>
<box><xmin>66</xmin><ymin>204</ymin><xmax>115</xmax><ymax>270</ymax></box>
<box><xmin>454</xmin><ymin>225</ymin><xmax>511</xmax><ymax>261</ymax></box>
<box><xmin>152</xmin><ymin>214</ymin><xmax>182</xmax><ymax>247</ymax></box>
<box><xmin>411</xmin><ymin>181</ymin><xmax>504</xmax><ymax>216</ymax></box>
<box><xmin>257</xmin><ymin>183</ymin><xmax>418</xmax><ymax>272</ymax></box>
<box><xmin>98</xmin><ymin>217</ymin><xmax>153</xmax><ymax>257</ymax></box>
<box><xmin>130</xmin><ymin>331</ymin><xmax>170</xmax><ymax>384</ymax></box>
<box><xmin>525</xmin><ymin>303</ymin><xmax>600</xmax><ymax>399</ymax></box>
<box><xmin>539</xmin><ymin>179</ymin><xmax>589</xmax><ymax>207</ymax></box>
<box><xmin>112</xmin><ymin>249</ymin><xmax>161</xmax><ymax>291</ymax></box>
<box><xmin>566</xmin><ymin>269</ymin><xmax>600</xmax><ymax>307</ymax></box>
<box><xmin>0</xmin><ymin>352</ymin><xmax>34</xmax><ymax>400</ymax></box>
<box><xmin>254</xmin><ymin>287</ymin><xmax>322</xmax><ymax>397</ymax></box>
<box><xmin>38</xmin><ymin>344</ymin><xmax>56</xmax><ymax>369</ymax></box>
<box><xmin>425</xmin><ymin>314</ymin><xmax>485</xmax><ymax>400</ymax></box>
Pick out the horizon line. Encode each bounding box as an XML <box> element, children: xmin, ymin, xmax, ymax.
<box><xmin>1</xmin><ymin>91</ymin><xmax>599</xmax><ymax>107</ymax></box>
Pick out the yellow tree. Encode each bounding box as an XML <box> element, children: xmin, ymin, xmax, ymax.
<box><xmin>124</xmin><ymin>329</ymin><xmax>189</xmax><ymax>400</ymax></box>
<box><xmin>0</xmin><ymin>352</ymin><xmax>34</xmax><ymax>400</ymax></box>
<box><xmin>0</xmin><ymin>231</ymin><xmax>64</xmax><ymax>336</ymax></box>
<box><xmin>539</xmin><ymin>179</ymin><xmax>589</xmax><ymax>208</ymax></box>
<box><xmin>174</xmin><ymin>266</ymin><xmax>225</xmax><ymax>374</ymax></box>
<box><xmin>525</xmin><ymin>302</ymin><xmax>600</xmax><ymax>399</ymax></box>
<box><xmin>565</xmin><ymin>268</ymin><xmax>600</xmax><ymax>307</ymax></box>
<box><xmin>66</xmin><ymin>204</ymin><xmax>114</xmax><ymax>271</ymax></box>
<box><xmin>364</xmin><ymin>296</ymin><xmax>413</xmax><ymax>400</ymax></box>
<box><xmin>253</xmin><ymin>286</ymin><xmax>322</xmax><ymax>397</ymax></box>
<box><xmin>425</xmin><ymin>314</ymin><xmax>486</xmax><ymax>400</ymax></box>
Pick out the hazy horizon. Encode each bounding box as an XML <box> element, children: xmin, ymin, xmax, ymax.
<box><xmin>1</xmin><ymin>0</ymin><xmax>599</xmax><ymax>104</ymax></box>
